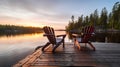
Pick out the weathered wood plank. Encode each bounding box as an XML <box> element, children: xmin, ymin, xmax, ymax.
<box><xmin>13</xmin><ymin>48</ymin><xmax>42</xmax><ymax>67</ymax></box>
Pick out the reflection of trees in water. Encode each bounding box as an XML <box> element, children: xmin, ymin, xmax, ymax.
<box><xmin>107</xmin><ymin>32</ymin><xmax>120</xmax><ymax>43</ymax></box>
<box><xmin>0</xmin><ymin>32</ymin><xmax>43</xmax><ymax>37</ymax></box>
<box><xmin>92</xmin><ymin>32</ymin><xmax>120</xmax><ymax>43</ymax></box>
<box><xmin>68</xmin><ymin>32</ymin><xmax>120</xmax><ymax>43</ymax></box>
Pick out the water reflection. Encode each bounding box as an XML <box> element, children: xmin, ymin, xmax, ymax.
<box><xmin>0</xmin><ymin>33</ymin><xmax>47</xmax><ymax>67</ymax></box>
<box><xmin>68</xmin><ymin>32</ymin><xmax>120</xmax><ymax>43</ymax></box>
<box><xmin>92</xmin><ymin>32</ymin><xmax>120</xmax><ymax>43</ymax></box>
<box><xmin>0</xmin><ymin>31</ymin><xmax>68</xmax><ymax>67</ymax></box>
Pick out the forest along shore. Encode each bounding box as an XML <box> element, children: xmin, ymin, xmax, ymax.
<box><xmin>0</xmin><ymin>25</ymin><xmax>43</xmax><ymax>36</ymax></box>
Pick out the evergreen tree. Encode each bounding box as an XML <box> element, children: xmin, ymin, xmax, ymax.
<box><xmin>89</xmin><ymin>13</ymin><xmax>94</xmax><ymax>26</ymax></box>
<box><xmin>112</xmin><ymin>2</ymin><xmax>120</xmax><ymax>29</ymax></box>
<box><xmin>100</xmin><ymin>7</ymin><xmax>108</xmax><ymax>30</ymax></box>
<box><xmin>93</xmin><ymin>9</ymin><xmax>99</xmax><ymax>28</ymax></box>
<box><xmin>108</xmin><ymin>12</ymin><xmax>113</xmax><ymax>29</ymax></box>
<box><xmin>77</xmin><ymin>15</ymin><xmax>83</xmax><ymax>29</ymax></box>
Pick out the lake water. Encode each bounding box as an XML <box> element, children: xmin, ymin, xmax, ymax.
<box><xmin>0</xmin><ymin>31</ymin><xmax>68</xmax><ymax>67</ymax></box>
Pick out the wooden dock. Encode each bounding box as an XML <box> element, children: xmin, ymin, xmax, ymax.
<box><xmin>13</xmin><ymin>43</ymin><xmax>120</xmax><ymax>67</ymax></box>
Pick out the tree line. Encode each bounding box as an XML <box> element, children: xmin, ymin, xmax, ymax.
<box><xmin>0</xmin><ymin>24</ymin><xmax>43</xmax><ymax>35</ymax></box>
<box><xmin>66</xmin><ymin>2</ymin><xmax>120</xmax><ymax>32</ymax></box>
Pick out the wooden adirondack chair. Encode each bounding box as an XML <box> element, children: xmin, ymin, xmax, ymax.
<box><xmin>42</xmin><ymin>26</ymin><xmax>66</xmax><ymax>53</ymax></box>
<box><xmin>72</xmin><ymin>26</ymin><xmax>96</xmax><ymax>51</ymax></box>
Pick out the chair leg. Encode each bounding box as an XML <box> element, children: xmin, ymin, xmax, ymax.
<box><xmin>42</xmin><ymin>42</ymin><xmax>51</xmax><ymax>51</ymax></box>
<box><xmin>88</xmin><ymin>42</ymin><xmax>95</xmax><ymax>51</ymax></box>
<box><xmin>52</xmin><ymin>42</ymin><xmax>61</xmax><ymax>53</ymax></box>
<box><xmin>52</xmin><ymin>35</ymin><xmax>66</xmax><ymax>53</ymax></box>
<box><xmin>62</xmin><ymin>35</ymin><xmax>66</xmax><ymax>48</ymax></box>
<box><xmin>63</xmin><ymin>39</ymin><xmax>65</xmax><ymax>48</ymax></box>
<box><xmin>74</xmin><ymin>39</ymin><xmax>81</xmax><ymax>50</ymax></box>
<box><xmin>73</xmin><ymin>38</ymin><xmax>75</xmax><ymax>46</ymax></box>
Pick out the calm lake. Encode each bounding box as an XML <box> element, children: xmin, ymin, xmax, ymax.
<box><xmin>0</xmin><ymin>31</ymin><xmax>68</xmax><ymax>67</ymax></box>
<box><xmin>0</xmin><ymin>31</ymin><xmax>120</xmax><ymax>67</ymax></box>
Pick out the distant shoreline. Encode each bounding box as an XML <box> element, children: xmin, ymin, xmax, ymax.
<box><xmin>0</xmin><ymin>25</ymin><xmax>43</xmax><ymax>36</ymax></box>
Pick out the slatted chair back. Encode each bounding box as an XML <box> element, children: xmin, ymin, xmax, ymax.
<box><xmin>81</xmin><ymin>26</ymin><xmax>94</xmax><ymax>42</ymax></box>
<box><xmin>43</xmin><ymin>26</ymin><xmax>56</xmax><ymax>44</ymax></box>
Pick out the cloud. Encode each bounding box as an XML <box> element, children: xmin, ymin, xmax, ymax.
<box><xmin>0</xmin><ymin>0</ymin><xmax>69</xmax><ymax>21</ymax></box>
<box><xmin>2</xmin><ymin>0</ymin><xmax>59</xmax><ymax>13</ymax></box>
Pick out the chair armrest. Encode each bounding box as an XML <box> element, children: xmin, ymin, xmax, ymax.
<box><xmin>56</xmin><ymin>34</ymin><xmax>66</xmax><ymax>39</ymax></box>
<box><xmin>43</xmin><ymin>34</ymin><xmax>54</xmax><ymax>37</ymax></box>
<box><xmin>72</xmin><ymin>33</ymin><xmax>82</xmax><ymax>38</ymax></box>
<box><xmin>56</xmin><ymin>34</ymin><xmax>66</xmax><ymax>37</ymax></box>
<box><xmin>83</xmin><ymin>32</ymin><xmax>95</xmax><ymax>36</ymax></box>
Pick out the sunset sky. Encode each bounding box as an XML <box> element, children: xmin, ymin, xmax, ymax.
<box><xmin>0</xmin><ymin>0</ymin><xmax>119</xmax><ymax>29</ymax></box>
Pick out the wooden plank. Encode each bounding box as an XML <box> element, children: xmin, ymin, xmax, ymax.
<box><xmin>13</xmin><ymin>48</ymin><xmax>42</xmax><ymax>67</ymax></box>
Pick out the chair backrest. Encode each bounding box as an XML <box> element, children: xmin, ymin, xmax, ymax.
<box><xmin>81</xmin><ymin>26</ymin><xmax>94</xmax><ymax>42</ymax></box>
<box><xmin>43</xmin><ymin>26</ymin><xmax>56</xmax><ymax>44</ymax></box>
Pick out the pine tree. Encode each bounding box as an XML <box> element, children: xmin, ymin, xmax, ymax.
<box><xmin>112</xmin><ymin>2</ymin><xmax>120</xmax><ymax>29</ymax></box>
<box><xmin>93</xmin><ymin>9</ymin><xmax>99</xmax><ymax>28</ymax></box>
<box><xmin>100</xmin><ymin>7</ymin><xmax>108</xmax><ymax>30</ymax></box>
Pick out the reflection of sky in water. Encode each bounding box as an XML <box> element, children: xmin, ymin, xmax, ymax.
<box><xmin>0</xmin><ymin>33</ymin><xmax>47</xmax><ymax>67</ymax></box>
<box><xmin>0</xmin><ymin>33</ymin><xmax>47</xmax><ymax>55</ymax></box>
<box><xmin>0</xmin><ymin>31</ymin><xmax>68</xmax><ymax>67</ymax></box>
